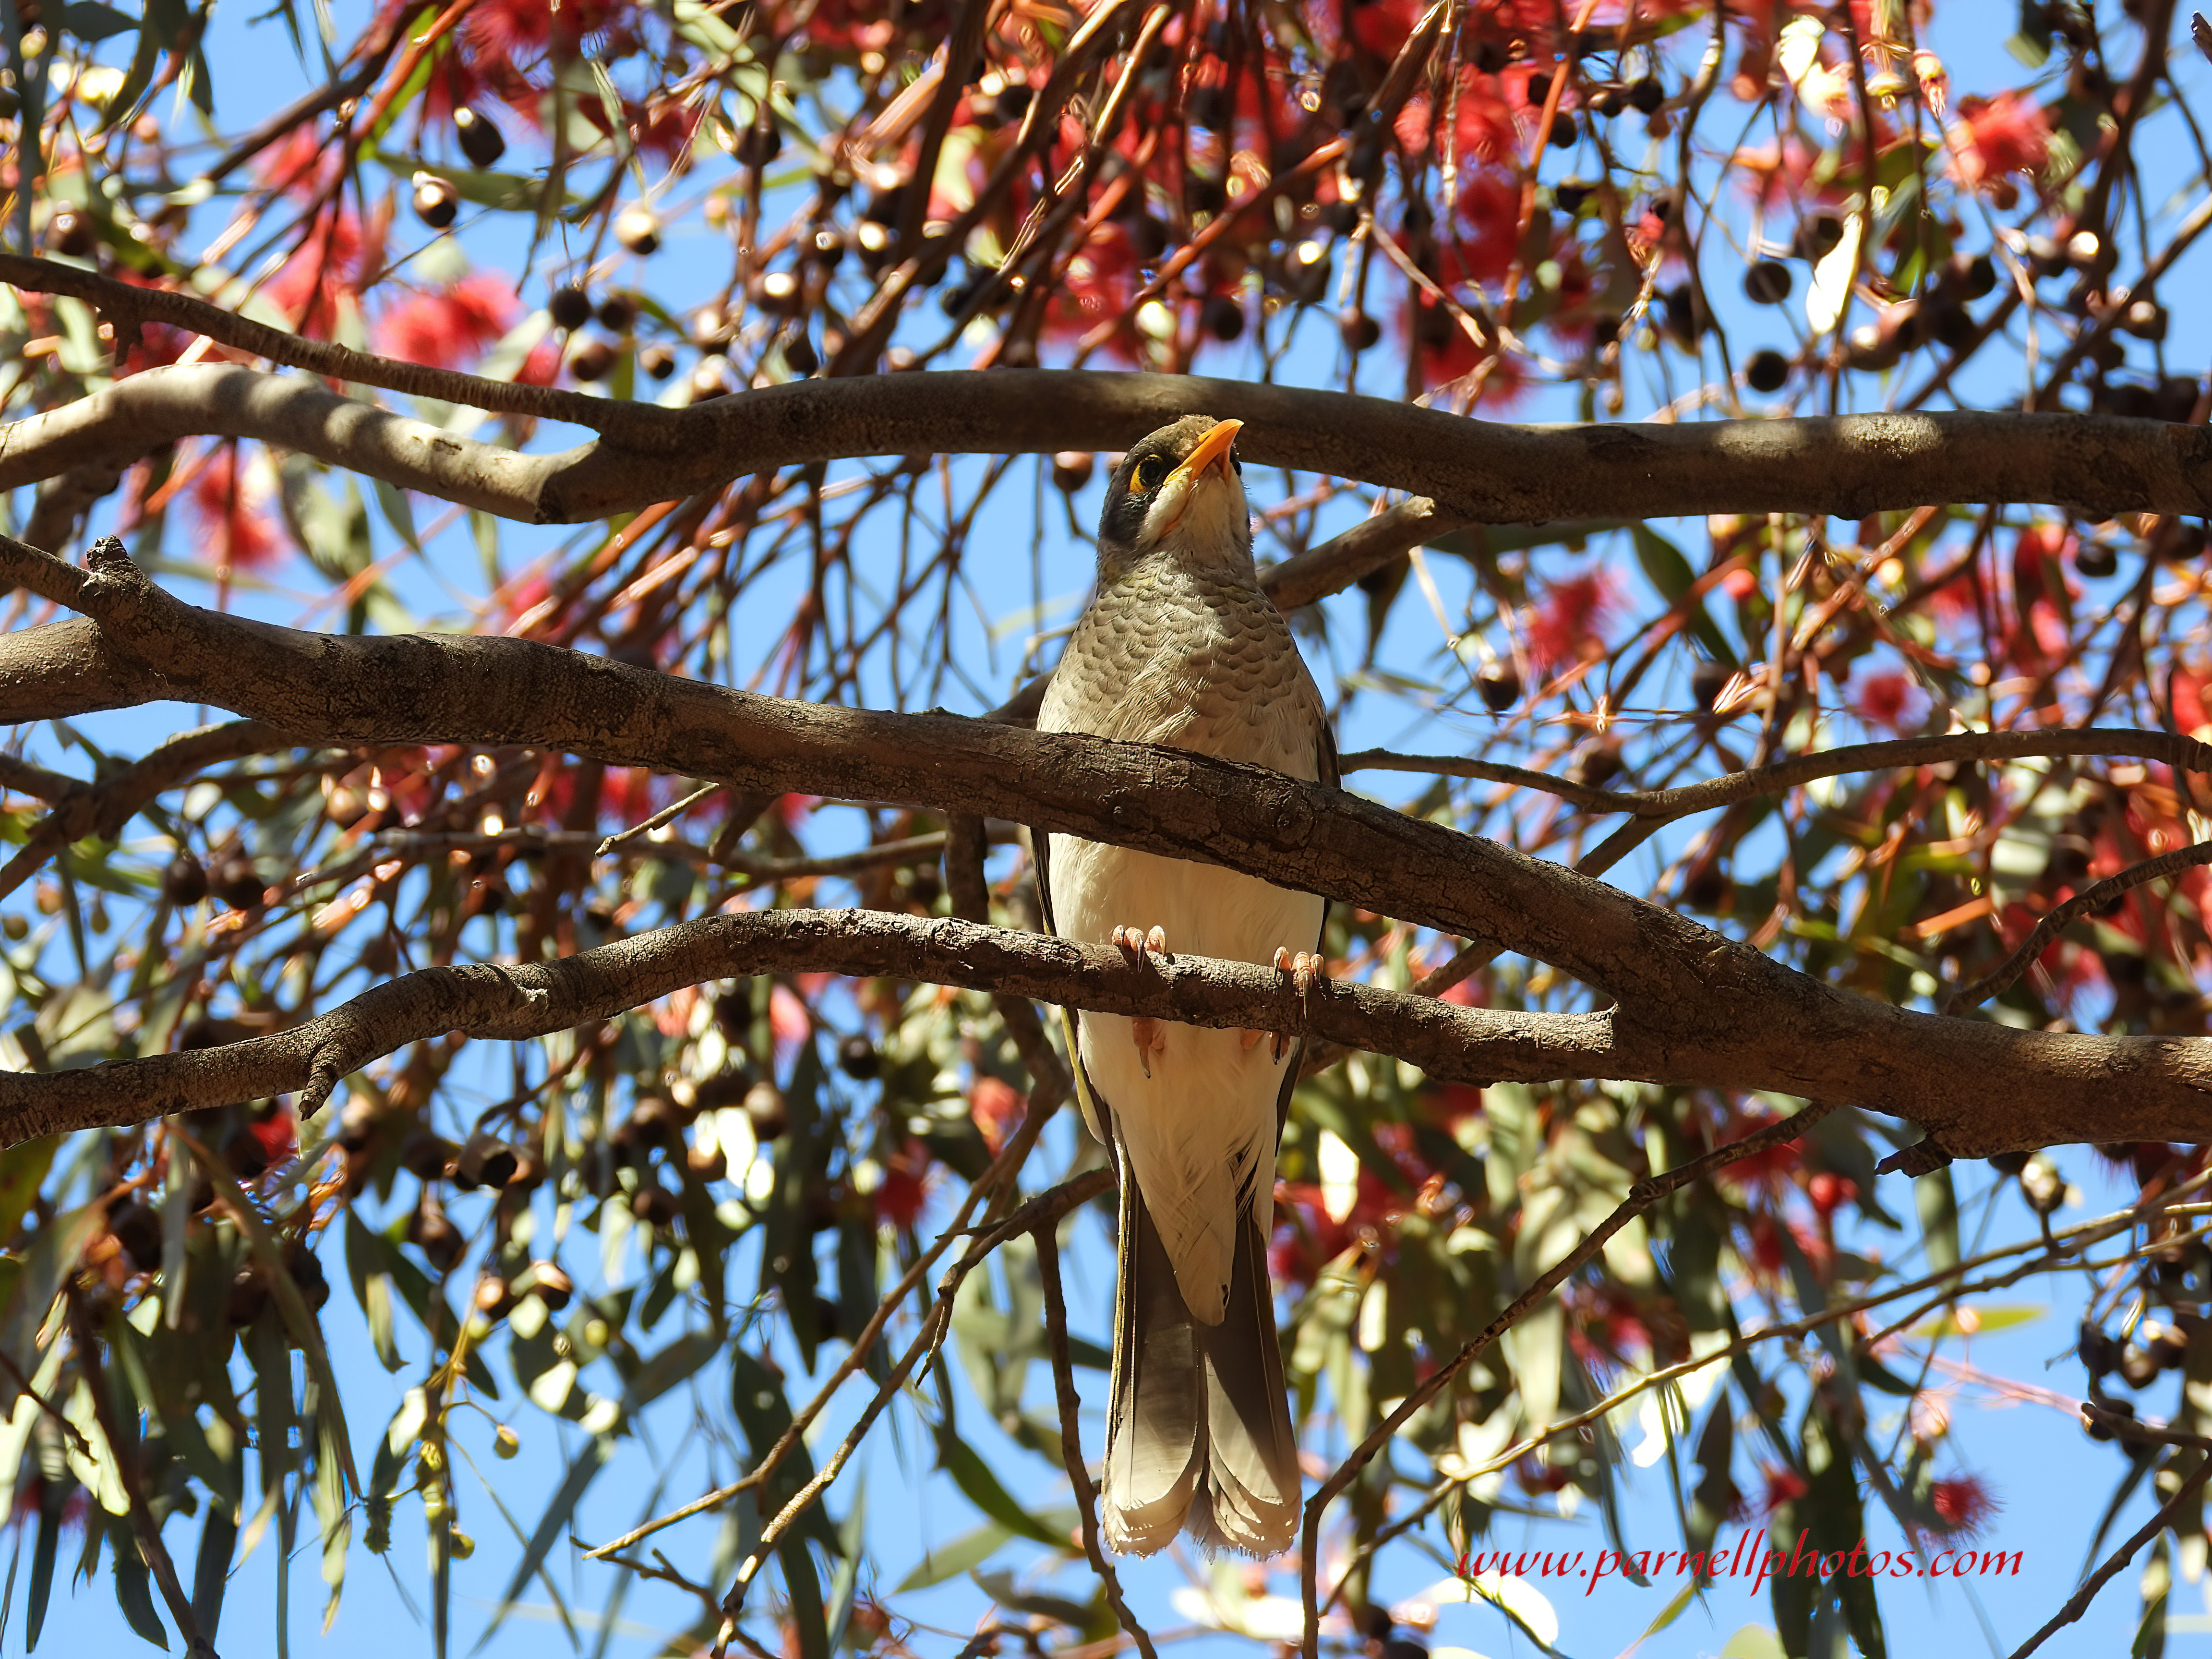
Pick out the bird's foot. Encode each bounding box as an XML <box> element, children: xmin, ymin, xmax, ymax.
<box><xmin>1129</xmin><ymin>1015</ymin><xmax>1167</xmax><ymax>1078</ymax></box>
<box><xmin>1112</xmin><ymin>924</ymin><xmax>1169</xmax><ymax>960</ymax></box>
<box><xmin>1112</xmin><ymin>928</ymin><xmax>1170</xmax><ymax>1074</ymax></box>
<box><xmin>1269</xmin><ymin>948</ymin><xmax>1330</xmax><ymax>1060</ymax></box>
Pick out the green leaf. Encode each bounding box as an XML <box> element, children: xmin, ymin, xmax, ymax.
<box><xmin>25</xmin><ymin>1474</ymin><xmax>69</xmax><ymax>1652</ymax></box>
<box><xmin>894</xmin><ymin>1521</ymin><xmax>1011</xmax><ymax>1590</ymax></box>
<box><xmin>937</xmin><ymin>1431</ymin><xmax>1064</xmax><ymax>1547</ymax></box>
<box><xmin>191</xmin><ymin>1488</ymin><xmax>238</xmax><ymax>1641</ymax></box>
<box><xmin>60</xmin><ymin>2</ymin><xmax>138</xmax><ymax>42</ymax></box>
<box><xmin>1632</xmin><ymin>525</ymin><xmax>1734</xmax><ymax>665</ymax></box>
<box><xmin>485</xmin><ymin>1436</ymin><xmax>610</xmax><ymax>1631</ymax></box>
<box><xmin>1915</xmin><ymin>1166</ymin><xmax>1960</xmax><ymax>1275</ymax></box>
<box><xmin>187</xmin><ymin>1134</ymin><xmax>357</xmax><ymax>1493</ymax></box>
<box><xmin>109</xmin><ymin>1515</ymin><xmax>168</xmax><ymax>1649</ymax></box>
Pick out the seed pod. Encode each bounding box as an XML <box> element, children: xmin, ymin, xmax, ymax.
<box><xmin>1052</xmin><ymin>451</ymin><xmax>1095</xmax><ymax>493</ymax></box>
<box><xmin>399</xmin><ymin>1129</ymin><xmax>457</xmax><ymax>1182</ymax></box>
<box><xmin>1201</xmin><ymin>294</ymin><xmax>1245</xmax><ymax>342</ymax></box>
<box><xmin>288</xmin><ymin>1243</ymin><xmax>331</xmax><ymax>1313</ymax></box>
<box><xmin>225</xmin><ymin>1268</ymin><xmax>269</xmax><ymax>1326</ymax></box>
<box><xmin>1690</xmin><ymin>660</ymin><xmax>1733</xmax><ymax>710</ymax></box>
<box><xmin>686</xmin><ymin>1142</ymin><xmax>727</xmax><ymax>1183</ymax></box>
<box><xmin>1743</xmin><ymin>349</ymin><xmax>1790</xmax><ymax>394</ymax></box>
<box><xmin>212</xmin><ymin>854</ymin><xmax>265</xmax><ymax>910</ymax></box>
<box><xmin>448</xmin><ymin>1529</ymin><xmax>476</xmax><ymax>1560</ymax></box>
<box><xmin>595</xmin><ymin>291</ymin><xmax>637</xmax><ymax>334</ymax></box>
<box><xmin>837</xmin><ymin>1033</ymin><xmax>882</xmax><ymax>1080</ymax></box>
<box><xmin>614</xmin><ymin>206</ymin><xmax>660</xmax><ymax>255</ymax></box>
<box><xmin>163</xmin><ymin>850</ymin><xmax>209</xmax><ymax>905</ymax></box>
<box><xmin>744</xmin><ymin>1081</ymin><xmax>790</xmax><ymax>1140</ymax></box>
<box><xmin>755</xmin><ymin>268</ymin><xmax>802</xmax><ymax>312</ymax></box>
<box><xmin>223</xmin><ymin>1125</ymin><xmax>272</xmax><ymax>1180</ymax></box>
<box><xmin>1626</xmin><ymin>76</ymin><xmax>1666</xmax><ymax>113</ymax></box>
<box><xmin>1791</xmin><ymin>214</ymin><xmax>1846</xmax><ymax>262</ymax></box>
<box><xmin>548</xmin><ymin>285</ymin><xmax>594</xmax><ymax>330</ymax></box>
<box><xmin>1553</xmin><ymin>180</ymin><xmax>1592</xmax><ymax>214</ymax></box>
<box><xmin>452</xmin><ymin>1130</ymin><xmax>520</xmax><ymax>1191</ymax></box>
<box><xmin>1476</xmin><ymin>660</ymin><xmax>1520</xmax><ymax>711</ymax></box>
<box><xmin>781</xmin><ymin>331</ymin><xmax>819</xmax><ymax>374</ymax></box>
<box><xmin>2075</xmin><ymin>540</ymin><xmax>2118</xmax><ymax>578</ymax></box>
<box><xmin>632</xmin><ymin>1182</ymin><xmax>681</xmax><ymax>1226</ymax></box>
<box><xmin>412</xmin><ymin>174</ymin><xmax>459</xmax><ymax>229</ymax></box>
<box><xmin>567</xmin><ymin>336</ymin><xmax>615</xmax><ymax>382</ymax></box>
<box><xmin>45</xmin><ymin>205</ymin><xmax>95</xmax><ymax>258</ymax></box>
<box><xmin>1568</xmin><ymin>736</ymin><xmax>1623</xmax><ymax>787</ymax></box>
<box><xmin>494</xmin><ymin>1426</ymin><xmax>521</xmax><ymax>1459</ymax></box>
<box><xmin>453</xmin><ymin>107</ymin><xmax>506</xmax><ymax>168</ymax></box>
<box><xmin>109</xmin><ymin>1201</ymin><xmax>162</xmax><ymax>1273</ymax></box>
<box><xmin>1948</xmin><ymin>252</ymin><xmax>1997</xmax><ymax>300</ymax></box>
<box><xmin>407</xmin><ymin>1197</ymin><xmax>466</xmax><ymax>1272</ymax></box>
<box><xmin>528</xmin><ymin>1261</ymin><xmax>574</xmax><ymax>1310</ymax></box>
<box><xmin>1340</xmin><ymin>307</ymin><xmax>1381</xmax><ymax>350</ymax></box>
<box><xmin>474</xmin><ymin>1274</ymin><xmax>515</xmax><ymax>1320</ymax></box>
<box><xmin>2119</xmin><ymin>1344</ymin><xmax>2161</xmax><ymax>1388</ymax></box>
<box><xmin>689</xmin><ymin>361</ymin><xmax>732</xmax><ymax>402</ymax></box>
<box><xmin>638</xmin><ymin>343</ymin><xmax>675</xmax><ymax>380</ymax></box>
<box><xmin>1743</xmin><ymin>261</ymin><xmax>1792</xmax><ymax>305</ymax></box>
<box><xmin>1546</xmin><ymin>111</ymin><xmax>1578</xmax><ymax>148</ymax></box>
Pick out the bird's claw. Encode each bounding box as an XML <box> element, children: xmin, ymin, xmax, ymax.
<box><xmin>1112</xmin><ymin>924</ymin><xmax>1170</xmax><ymax>960</ymax></box>
<box><xmin>1269</xmin><ymin>948</ymin><xmax>1330</xmax><ymax>1060</ymax></box>
<box><xmin>1130</xmin><ymin>1014</ymin><xmax>1167</xmax><ymax>1078</ymax></box>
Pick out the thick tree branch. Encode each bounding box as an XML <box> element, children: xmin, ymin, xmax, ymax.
<box><xmin>2</xmin><ymin>542</ymin><xmax>2209</xmax><ymax>1155</ymax></box>
<box><xmin>0</xmin><ymin>359</ymin><xmax>2206</xmax><ymax>533</ymax></box>
<box><xmin>0</xmin><ymin>907</ymin><xmax>1614</xmax><ymax>1145</ymax></box>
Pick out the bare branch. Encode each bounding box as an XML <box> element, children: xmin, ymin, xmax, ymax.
<box><xmin>1</xmin><ymin>354</ymin><xmax>2206</xmax><ymax>532</ymax></box>
<box><xmin>0</xmin><ymin>719</ymin><xmax>310</xmax><ymax>902</ymax></box>
<box><xmin>1349</xmin><ymin>728</ymin><xmax>2212</xmax><ymax>819</ymax></box>
<box><xmin>4</xmin><ymin>543</ymin><xmax>2210</xmax><ymax>1156</ymax></box>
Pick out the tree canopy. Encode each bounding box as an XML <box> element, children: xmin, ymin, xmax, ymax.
<box><xmin>0</xmin><ymin>0</ymin><xmax>2210</xmax><ymax>1656</ymax></box>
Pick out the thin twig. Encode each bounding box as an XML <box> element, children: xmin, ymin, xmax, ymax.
<box><xmin>1345</xmin><ymin>727</ymin><xmax>2212</xmax><ymax>820</ymax></box>
<box><xmin>2006</xmin><ymin>1448</ymin><xmax>2212</xmax><ymax>1658</ymax></box>
<box><xmin>597</xmin><ymin>782</ymin><xmax>723</xmax><ymax>855</ymax></box>
<box><xmin>1036</xmin><ymin>1226</ymin><xmax>1155</xmax><ymax>1659</ymax></box>
<box><xmin>1298</xmin><ymin>1099</ymin><xmax>1842</xmax><ymax>1659</ymax></box>
<box><xmin>1947</xmin><ymin>838</ymin><xmax>2212</xmax><ymax>1011</ymax></box>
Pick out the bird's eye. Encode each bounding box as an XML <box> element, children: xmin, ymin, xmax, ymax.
<box><xmin>1132</xmin><ymin>455</ymin><xmax>1166</xmax><ymax>492</ymax></box>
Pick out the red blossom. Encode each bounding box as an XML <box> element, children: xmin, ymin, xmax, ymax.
<box><xmin>969</xmin><ymin>1075</ymin><xmax>1026</xmax><ymax>1153</ymax></box>
<box><xmin>1524</xmin><ymin>569</ymin><xmax>1616</xmax><ymax>670</ymax></box>
<box><xmin>1736</xmin><ymin>137</ymin><xmax>1834</xmax><ymax>212</ymax></box>
<box><xmin>373</xmin><ymin>273</ymin><xmax>519</xmax><ymax>369</ymax></box>
<box><xmin>1761</xmin><ymin>1465</ymin><xmax>1809</xmax><ymax>1513</ymax></box>
<box><xmin>1851</xmin><ymin>668</ymin><xmax>1921</xmax><ymax>732</ymax></box>
<box><xmin>250</xmin><ymin>1103</ymin><xmax>299</xmax><ymax>1168</ymax></box>
<box><xmin>1929</xmin><ymin>1474</ymin><xmax>2000</xmax><ymax>1537</ymax></box>
<box><xmin>1950</xmin><ymin>93</ymin><xmax>2051</xmax><ymax>192</ymax></box>
<box><xmin>872</xmin><ymin>1139</ymin><xmax>934</xmax><ymax>1230</ymax></box>
<box><xmin>1806</xmin><ymin>1171</ymin><xmax>1857</xmax><ymax>1216</ymax></box>
<box><xmin>185</xmin><ymin>447</ymin><xmax>286</xmax><ymax>571</ymax></box>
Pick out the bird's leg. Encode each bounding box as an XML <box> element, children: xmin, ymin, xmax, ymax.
<box><xmin>1112</xmin><ymin>925</ymin><xmax>1171</xmax><ymax>1076</ymax></box>
<box><xmin>1266</xmin><ymin>947</ymin><xmax>1332</xmax><ymax>1060</ymax></box>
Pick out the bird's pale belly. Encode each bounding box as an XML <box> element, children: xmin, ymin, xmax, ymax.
<box><xmin>1047</xmin><ymin>833</ymin><xmax>1323</xmax><ymax>1320</ymax></box>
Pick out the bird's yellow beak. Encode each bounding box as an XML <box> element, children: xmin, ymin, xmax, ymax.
<box><xmin>1167</xmin><ymin>419</ymin><xmax>1242</xmax><ymax>492</ymax></box>
<box><xmin>1158</xmin><ymin>419</ymin><xmax>1243</xmax><ymax>533</ymax></box>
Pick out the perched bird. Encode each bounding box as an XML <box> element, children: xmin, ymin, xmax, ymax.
<box><xmin>1034</xmin><ymin>414</ymin><xmax>1333</xmax><ymax>1557</ymax></box>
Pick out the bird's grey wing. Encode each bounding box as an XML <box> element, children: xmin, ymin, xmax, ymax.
<box><xmin>1276</xmin><ymin>708</ymin><xmax>1337</xmax><ymax>1136</ymax></box>
<box><xmin>1029</xmin><ymin>823</ymin><xmax>1114</xmax><ymax>1147</ymax></box>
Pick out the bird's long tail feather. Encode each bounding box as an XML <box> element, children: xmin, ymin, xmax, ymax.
<box><xmin>1102</xmin><ymin>1152</ymin><xmax>1299</xmax><ymax>1557</ymax></box>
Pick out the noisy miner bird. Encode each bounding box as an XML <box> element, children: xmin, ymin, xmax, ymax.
<box><xmin>1034</xmin><ymin>414</ymin><xmax>1334</xmax><ymax>1557</ymax></box>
